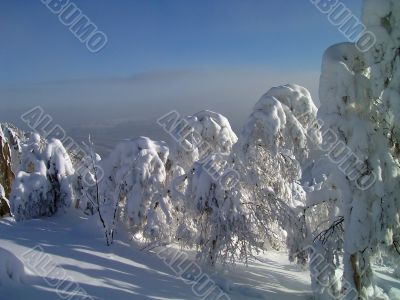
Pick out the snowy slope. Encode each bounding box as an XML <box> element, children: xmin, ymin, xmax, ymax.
<box><xmin>0</xmin><ymin>215</ymin><xmax>312</xmax><ymax>300</ymax></box>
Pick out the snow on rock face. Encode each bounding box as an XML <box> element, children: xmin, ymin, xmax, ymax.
<box><xmin>0</xmin><ymin>124</ymin><xmax>25</xmax><ymax>217</ymax></box>
<box><xmin>100</xmin><ymin>137</ymin><xmax>173</xmax><ymax>241</ymax></box>
<box><xmin>0</xmin><ymin>124</ymin><xmax>24</xmax><ymax>199</ymax></box>
<box><xmin>10</xmin><ymin>134</ymin><xmax>75</xmax><ymax>221</ymax></box>
<box><xmin>1</xmin><ymin>124</ymin><xmax>23</xmax><ymax>174</ymax></box>
<box><xmin>0</xmin><ymin>184</ymin><xmax>10</xmax><ymax>217</ymax></box>
<box><xmin>171</xmin><ymin>110</ymin><xmax>238</xmax><ymax>170</ymax></box>
<box><xmin>0</xmin><ymin>248</ymin><xmax>26</xmax><ymax>287</ymax></box>
<box><xmin>0</xmin><ymin>185</ymin><xmax>5</xmax><ymax>199</ymax></box>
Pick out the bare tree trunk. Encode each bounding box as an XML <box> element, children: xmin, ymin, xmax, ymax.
<box><xmin>350</xmin><ymin>253</ymin><xmax>361</xmax><ymax>299</ymax></box>
<box><xmin>86</xmin><ymin>136</ymin><xmax>112</xmax><ymax>246</ymax></box>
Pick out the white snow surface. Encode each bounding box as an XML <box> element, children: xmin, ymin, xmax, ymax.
<box><xmin>0</xmin><ymin>247</ymin><xmax>27</xmax><ymax>287</ymax></box>
<box><xmin>0</xmin><ymin>215</ymin><xmax>313</xmax><ymax>300</ymax></box>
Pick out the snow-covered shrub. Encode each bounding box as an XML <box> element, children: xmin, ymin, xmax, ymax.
<box><xmin>71</xmin><ymin>137</ymin><xmax>102</xmax><ymax>215</ymax></box>
<box><xmin>10</xmin><ymin>133</ymin><xmax>75</xmax><ymax>221</ymax></box>
<box><xmin>99</xmin><ymin>137</ymin><xmax>175</xmax><ymax>244</ymax></box>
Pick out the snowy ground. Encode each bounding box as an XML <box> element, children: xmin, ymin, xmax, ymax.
<box><xmin>0</xmin><ymin>215</ymin><xmax>312</xmax><ymax>300</ymax></box>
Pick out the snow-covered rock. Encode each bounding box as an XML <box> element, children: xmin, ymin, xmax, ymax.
<box><xmin>0</xmin><ymin>124</ymin><xmax>23</xmax><ymax>199</ymax></box>
<box><xmin>0</xmin><ymin>184</ymin><xmax>10</xmax><ymax>217</ymax></box>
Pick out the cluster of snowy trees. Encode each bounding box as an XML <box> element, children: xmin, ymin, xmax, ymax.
<box><xmin>1</xmin><ymin>0</ymin><xmax>398</xmax><ymax>299</ymax></box>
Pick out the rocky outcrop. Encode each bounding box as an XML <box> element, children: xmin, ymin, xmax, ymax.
<box><xmin>0</xmin><ymin>124</ymin><xmax>23</xmax><ymax>217</ymax></box>
<box><xmin>0</xmin><ymin>184</ymin><xmax>10</xmax><ymax>217</ymax></box>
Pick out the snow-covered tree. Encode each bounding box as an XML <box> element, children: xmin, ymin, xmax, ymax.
<box><xmin>166</xmin><ymin>110</ymin><xmax>253</xmax><ymax>265</ymax></box>
<box><xmin>99</xmin><ymin>137</ymin><xmax>176</xmax><ymax>244</ymax></box>
<box><xmin>174</xmin><ymin>95</ymin><xmax>317</xmax><ymax>266</ymax></box>
<box><xmin>10</xmin><ymin>133</ymin><xmax>75</xmax><ymax>221</ymax></box>
<box><xmin>259</xmin><ymin>84</ymin><xmax>321</xmax><ymax>169</ymax></box>
<box><xmin>71</xmin><ymin>137</ymin><xmax>102</xmax><ymax>216</ymax></box>
<box><xmin>310</xmin><ymin>1</ymin><xmax>400</xmax><ymax>298</ymax></box>
<box><xmin>176</xmin><ymin>155</ymin><xmax>257</xmax><ymax>265</ymax></box>
<box><xmin>233</xmin><ymin>84</ymin><xmax>319</xmax><ymax>265</ymax></box>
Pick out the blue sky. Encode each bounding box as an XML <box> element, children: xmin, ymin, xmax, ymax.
<box><xmin>0</xmin><ymin>0</ymin><xmax>362</xmax><ymax>151</ymax></box>
<box><xmin>1</xmin><ymin>0</ymin><xmax>362</xmax><ymax>83</ymax></box>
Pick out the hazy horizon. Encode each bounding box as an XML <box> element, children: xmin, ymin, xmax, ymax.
<box><xmin>0</xmin><ymin>0</ymin><xmax>362</xmax><ymax>155</ymax></box>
